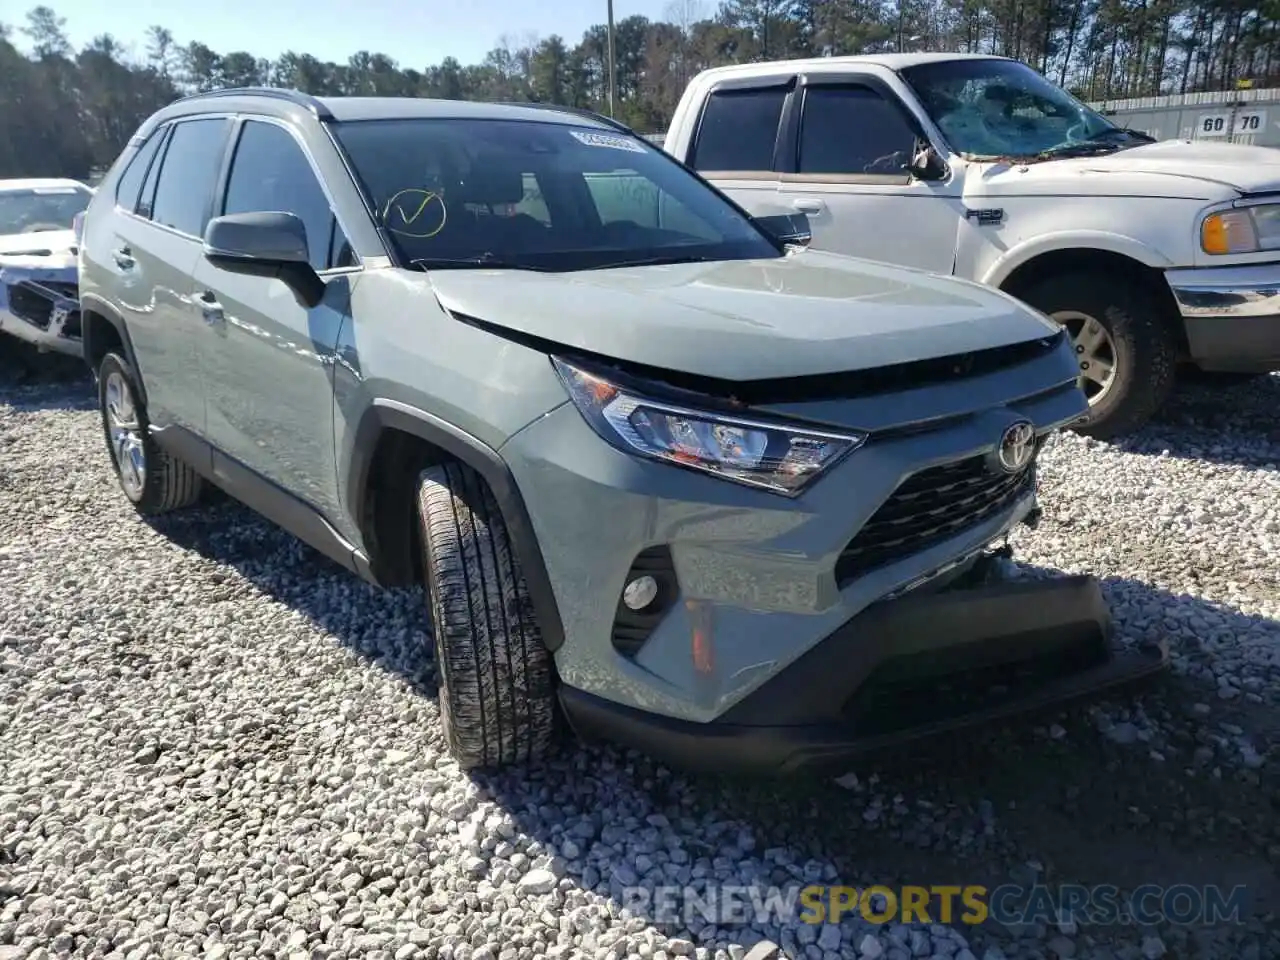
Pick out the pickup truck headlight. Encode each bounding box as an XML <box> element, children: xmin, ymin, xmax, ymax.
<box><xmin>1201</xmin><ymin>204</ymin><xmax>1280</xmax><ymax>255</ymax></box>
<box><xmin>552</xmin><ymin>357</ymin><xmax>864</xmax><ymax>495</ymax></box>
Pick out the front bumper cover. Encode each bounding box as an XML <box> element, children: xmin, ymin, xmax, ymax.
<box><xmin>0</xmin><ymin>255</ymin><xmax>82</xmax><ymax>358</ymax></box>
<box><xmin>1166</xmin><ymin>264</ymin><xmax>1280</xmax><ymax>372</ymax></box>
<box><xmin>559</xmin><ymin>565</ymin><xmax>1168</xmax><ymax>775</ymax></box>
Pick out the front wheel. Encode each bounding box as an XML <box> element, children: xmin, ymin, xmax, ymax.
<box><xmin>415</xmin><ymin>462</ymin><xmax>557</xmax><ymax>770</ymax></box>
<box><xmin>1019</xmin><ymin>273</ymin><xmax>1179</xmax><ymax>441</ymax></box>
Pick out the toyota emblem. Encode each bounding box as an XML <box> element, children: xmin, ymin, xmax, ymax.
<box><xmin>997</xmin><ymin>420</ymin><xmax>1036</xmax><ymax>473</ymax></box>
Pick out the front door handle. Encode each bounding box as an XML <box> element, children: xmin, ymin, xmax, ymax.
<box><xmin>198</xmin><ymin>290</ymin><xmax>225</xmax><ymax>326</ymax></box>
<box><xmin>112</xmin><ymin>246</ymin><xmax>135</xmax><ymax>269</ymax></box>
<box><xmin>791</xmin><ymin>198</ymin><xmax>825</xmax><ymax>214</ymax></box>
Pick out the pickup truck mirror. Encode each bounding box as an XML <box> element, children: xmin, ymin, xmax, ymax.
<box><xmin>908</xmin><ymin>143</ymin><xmax>949</xmax><ymax>181</ymax></box>
<box><xmin>203</xmin><ymin>211</ymin><xmax>327</xmax><ymax>309</ymax></box>
<box><xmin>754</xmin><ymin>212</ymin><xmax>813</xmax><ymax>248</ymax></box>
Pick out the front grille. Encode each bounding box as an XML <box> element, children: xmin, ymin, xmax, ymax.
<box><xmin>7</xmin><ymin>280</ymin><xmax>79</xmax><ymax>331</ymax></box>
<box><xmin>836</xmin><ymin>448</ymin><xmax>1038</xmax><ymax>584</ymax></box>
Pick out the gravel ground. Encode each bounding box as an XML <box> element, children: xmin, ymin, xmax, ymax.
<box><xmin>1</xmin><ymin>355</ymin><xmax>1277</xmax><ymax>960</ymax></box>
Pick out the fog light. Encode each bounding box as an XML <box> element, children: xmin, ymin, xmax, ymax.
<box><xmin>623</xmin><ymin>575</ymin><xmax>659</xmax><ymax>611</ymax></box>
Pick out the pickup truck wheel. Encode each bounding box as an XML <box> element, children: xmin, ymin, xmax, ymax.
<box><xmin>97</xmin><ymin>352</ymin><xmax>204</xmax><ymax>515</ymax></box>
<box><xmin>1020</xmin><ymin>273</ymin><xmax>1177</xmax><ymax>440</ymax></box>
<box><xmin>415</xmin><ymin>462</ymin><xmax>556</xmax><ymax>770</ymax></box>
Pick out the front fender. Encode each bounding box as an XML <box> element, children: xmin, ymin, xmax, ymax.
<box><xmin>979</xmin><ymin>231</ymin><xmax>1175</xmax><ymax>289</ymax></box>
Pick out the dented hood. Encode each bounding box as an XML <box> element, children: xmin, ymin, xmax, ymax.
<box><xmin>425</xmin><ymin>250</ymin><xmax>1060</xmax><ymax>381</ymax></box>
<box><xmin>1050</xmin><ymin>140</ymin><xmax>1280</xmax><ymax>195</ymax></box>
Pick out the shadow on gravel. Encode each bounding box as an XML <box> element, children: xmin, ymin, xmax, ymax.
<box><xmin>1107</xmin><ymin>372</ymin><xmax>1280</xmax><ymax>471</ymax></box>
<box><xmin>143</xmin><ymin>498</ymin><xmax>1280</xmax><ymax>956</ymax></box>
<box><xmin>0</xmin><ymin>341</ymin><xmax>93</xmax><ymax>412</ymax></box>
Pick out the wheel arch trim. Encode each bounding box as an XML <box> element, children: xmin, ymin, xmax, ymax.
<box><xmin>982</xmin><ymin>232</ymin><xmax>1175</xmax><ymax>290</ymax></box>
<box><xmin>79</xmin><ymin>293</ymin><xmax>147</xmax><ymax>403</ymax></box>
<box><xmin>347</xmin><ymin>397</ymin><xmax>567</xmax><ymax>654</ymax></box>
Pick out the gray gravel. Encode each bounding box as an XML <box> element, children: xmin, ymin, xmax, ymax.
<box><xmin>1</xmin><ymin>365</ymin><xmax>1277</xmax><ymax>960</ymax></box>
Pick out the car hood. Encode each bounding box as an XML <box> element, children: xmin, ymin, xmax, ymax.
<box><xmin>425</xmin><ymin>250</ymin><xmax>1060</xmax><ymax>381</ymax></box>
<box><xmin>1049</xmin><ymin>140</ymin><xmax>1280</xmax><ymax>195</ymax></box>
<box><xmin>0</xmin><ymin>229</ymin><xmax>77</xmax><ymax>256</ymax></box>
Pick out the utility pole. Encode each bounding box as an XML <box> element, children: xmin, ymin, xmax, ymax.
<box><xmin>606</xmin><ymin>0</ymin><xmax>617</xmax><ymax>117</ymax></box>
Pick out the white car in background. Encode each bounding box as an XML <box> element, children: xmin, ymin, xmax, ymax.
<box><xmin>0</xmin><ymin>177</ymin><xmax>93</xmax><ymax>358</ymax></box>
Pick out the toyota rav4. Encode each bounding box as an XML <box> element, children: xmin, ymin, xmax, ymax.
<box><xmin>76</xmin><ymin>89</ymin><xmax>1166</xmax><ymax>774</ymax></box>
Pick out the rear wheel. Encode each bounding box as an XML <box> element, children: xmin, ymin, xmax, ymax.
<box><xmin>98</xmin><ymin>352</ymin><xmax>203</xmax><ymax>514</ymax></box>
<box><xmin>1019</xmin><ymin>272</ymin><xmax>1178</xmax><ymax>440</ymax></box>
<box><xmin>415</xmin><ymin>462</ymin><xmax>556</xmax><ymax>770</ymax></box>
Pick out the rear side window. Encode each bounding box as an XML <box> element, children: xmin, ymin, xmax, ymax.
<box><xmin>149</xmin><ymin>118</ymin><xmax>232</xmax><ymax>237</ymax></box>
<box><xmin>114</xmin><ymin>131</ymin><xmax>164</xmax><ymax>212</ymax></box>
<box><xmin>691</xmin><ymin>86</ymin><xmax>787</xmax><ymax>173</ymax></box>
<box><xmin>798</xmin><ymin>86</ymin><xmax>919</xmax><ymax>176</ymax></box>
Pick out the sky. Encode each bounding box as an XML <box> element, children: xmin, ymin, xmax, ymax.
<box><xmin>11</xmin><ymin>0</ymin><xmax>682</xmax><ymax>69</ymax></box>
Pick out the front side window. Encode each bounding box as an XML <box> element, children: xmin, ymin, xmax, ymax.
<box><xmin>902</xmin><ymin>58</ymin><xmax>1120</xmax><ymax>158</ymax></box>
<box><xmin>222</xmin><ymin>120</ymin><xmax>352</xmax><ymax>271</ymax></box>
<box><xmin>798</xmin><ymin>86</ymin><xmax>919</xmax><ymax>176</ymax></box>
<box><xmin>0</xmin><ymin>184</ymin><xmax>92</xmax><ymax>236</ymax></box>
<box><xmin>332</xmin><ymin>117</ymin><xmax>781</xmax><ymax>272</ymax></box>
<box><xmin>149</xmin><ymin>118</ymin><xmax>232</xmax><ymax>237</ymax></box>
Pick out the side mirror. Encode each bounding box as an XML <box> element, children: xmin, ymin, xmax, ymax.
<box><xmin>754</xmin><ymin>212</ymin><xmax>812</xmax><ymax>248</ymax></box>
<box><xmin>908</xmin><ymin>142</ymin><xmax>949</xmax><ymax>181</ymax></box>
<box><xmin>203</xmin><ymin>211</ymin><xmax>326</xmax><ymax>309</ymax></box>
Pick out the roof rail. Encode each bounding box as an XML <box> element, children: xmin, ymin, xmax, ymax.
<box><xmin>173</xmin><ymin>86</ymin><xmax>333</xmax><ymax>120</ymax></box>
<box><xmin>494</xmin><ymin>101</ymin><xmax>635</xmax><ymax>134</ymax></box>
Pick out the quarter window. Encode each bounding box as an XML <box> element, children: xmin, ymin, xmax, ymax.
<box><xmin>149</xmin><ymin>118</ymin><xmax>232</xmax><ymax>236</ymax></box>
<box><xmin>798</xmin><ymin>86</ymin><xmax>919</xmax><ymax>176</ymax></box>
<box><xmin>115</xmin><ymin>130</ymin><xmax>165</xmax><ymax>213</ymax></box>
<box><xmin>222</xmin><ymin>120</ymin><xmax>351</xmax><ymax>271</ymax></box>
<box><xmin>691</xmin><ymin>86</ymin><xmax>787</xmax><ymax>173</ymax></box>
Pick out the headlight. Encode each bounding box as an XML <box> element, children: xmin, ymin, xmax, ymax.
<box><xmin>552</xmin><ymin>358</ymin><xmax>864</xmax><ymax>495</ymax></box>
<box><xmin>1201</xmin><ymin>204</ymin><xmax>1280</xmax><ymax>255</ymax></box>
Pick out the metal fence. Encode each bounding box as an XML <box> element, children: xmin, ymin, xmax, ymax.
<box><xmin>1086</xmin><ymin>87</ymin><xmax>1280</xmax><ymax>147</ymax></box>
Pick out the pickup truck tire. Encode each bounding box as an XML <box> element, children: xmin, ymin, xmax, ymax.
<box><xmin>1020</xmin><ymin>273</ymin><xmax>1177</xmax><ymax>440</ymax></box>
<box><xmin>415</xmin><ymin>462</ymin><xmax>556</xmax><ymax>770</ymax></box>
<box><xmin>97</xmin><ymin>352</ymin><xmax>204</xmax><ymax>515</ymax></box>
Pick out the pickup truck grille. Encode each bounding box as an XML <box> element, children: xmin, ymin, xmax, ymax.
<box><xmin>836</xmin><ymin>448</ymin><xmax>1038</xmax><ymax>584</ymax></box>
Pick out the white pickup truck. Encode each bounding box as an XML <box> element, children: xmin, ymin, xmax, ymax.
<box><xmin>664</xmin><ymin>52</ymin><xmax>1280</xmax><ymax>438</ymax></box>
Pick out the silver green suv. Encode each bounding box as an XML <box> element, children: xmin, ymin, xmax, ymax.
<box><xmin>77</xmin><ymin>88</ymin><xmax>1167</xmax><ymax>774</ymax></box>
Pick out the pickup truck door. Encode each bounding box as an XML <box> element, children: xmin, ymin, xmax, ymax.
<box><xmin>775</xmin><ymin>76</ymin><xmax>965</xmax><ymax>275</ymax></box>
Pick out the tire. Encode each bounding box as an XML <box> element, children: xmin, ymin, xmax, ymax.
<box><xmin>415</xmin><ymin>462</ymin><xmax>556</xmax><ymax>770</ymax></box>
<box><xmin>1019</xmin><ymin>272</ymin><xmax>1179</xmax><ymax>441</ymax></box>
<box><xmin>98</xmin><ymin>352</ymin><xmax>203</xmax><ymax>515</ymax></box>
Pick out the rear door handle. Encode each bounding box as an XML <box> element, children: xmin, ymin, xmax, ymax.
<box><xmin>791</xmin><ymin>198</ymin><xmax>825</xmax><ymax>214</ymax></box>
<box><xmin>112</xmin><ymin>246</ymin><xmax>135</xmax><ymax>269</ymax></box>
<box><xmin>198</xmin><ymin>290</ymin><xmax>225</xmax><ymax>326</ymax></box>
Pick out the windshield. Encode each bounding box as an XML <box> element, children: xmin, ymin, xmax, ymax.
<box><xmin>0</xmin><ymin>186</ymin><xmax>92</xmax><ymax>236</ymax></box>
<box><xmin>901</xmin><ymin>58</ymin><xmax>1121</xmax><ymax>158</ymax></box>
<box><xmin>331</xmin><ymin>117</ymin><xmax>782</xmax><ymax>271</ymax></box>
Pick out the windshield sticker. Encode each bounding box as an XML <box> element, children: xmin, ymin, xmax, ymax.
<box><xmin>569</xmin><ymin>130</ymin><xmax>646</xmax><ymax>154</ymax></box>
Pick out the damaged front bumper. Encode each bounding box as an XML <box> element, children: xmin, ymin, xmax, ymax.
<box><xmin>0</xmin><ymin>254</ymin><xmax>82</xmax><ymax>358</ymax></box>
<box><xmin>559</xmin><ymin>552</ymin><xmax>1169</xmax><ymax>775</ymax></box>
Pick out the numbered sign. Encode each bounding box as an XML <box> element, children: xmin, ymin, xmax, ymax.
<box><xmin>1196</xmin><ymin>113</ymin><xmax>1231</xmax><ymax>137</ymax></box>
<box><xmin>1235</xmin><ymin>110</ymin><xmax>1267</xmax><ymax>134</ymax></box>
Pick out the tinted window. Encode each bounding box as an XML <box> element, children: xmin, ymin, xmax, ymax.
<box><xmin>137</xmin><ymin>127</ymin><xmax>170</xmax><ymax>219</ymax></box>
<box><xmin>222</xmin><ymin>120</ymin><xmax>349</xmax><ymax>271</ymax></box>
<box><xmin>114</xmin><ymin>132</ymin><xmax>164</xmax><ymax>212</ymax></box>
<box><xmin>798</xmin><ymin>87</ymin><xmax>919</xmax><ymax>175</ymax></box>
<box><xmin>149</xmin><ymin>118</ymin><xmax>231</xmax><ymax>236</ymax></box>
<box><xmin>332</xmin><ymin>118</ymin><xmax>779</xmax><ymax>272</ymax></box>
<box><xmin>692</xmin><ymin>87</ymin><xmax>787</xmax><ymax>172</ymax></box>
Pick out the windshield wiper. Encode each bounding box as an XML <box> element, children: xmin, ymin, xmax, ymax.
<box><xmin>410</xmin><ymin>254</ymin><xmax>547</xmax><ymax>272</ymax></box>
<box><xmin>584</xmin><ymin>254</ymin><xmax>720</xmax><ymax>270</ymax></box>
